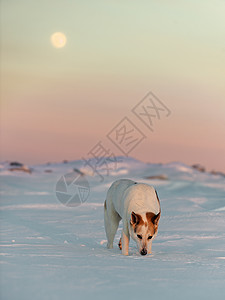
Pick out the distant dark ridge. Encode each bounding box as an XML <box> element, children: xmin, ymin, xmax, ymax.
<box><xmin>145</xmin><ymin>174</ymin><xmax>168</xmax><ymax>180</ymax></box>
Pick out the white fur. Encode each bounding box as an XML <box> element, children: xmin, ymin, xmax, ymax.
<box><xmin>104</xmin><ymin>179</ymin><xmax>160</xmax><ymax>255</ymax></box>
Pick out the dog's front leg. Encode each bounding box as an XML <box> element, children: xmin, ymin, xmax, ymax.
<box><xmin>122</xmin><ymin>229</ymin><xmax>130</xmax><ymax>256</ymax></box>
<box><xmin>147</xmin><ymin>240</ymin><xmax>152</xmax><ymax>254</ymax></box>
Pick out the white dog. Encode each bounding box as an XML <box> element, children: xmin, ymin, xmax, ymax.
<box><xmin>104</xmin><ymin>179</ymin><xmax>161</xmax><ymax>256</ymax></box>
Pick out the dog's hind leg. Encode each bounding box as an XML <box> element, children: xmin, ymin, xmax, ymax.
<box><xmin>104</xmin><ymin>200</ymin><xmax>121</xmax><ymax>249</ymax></box>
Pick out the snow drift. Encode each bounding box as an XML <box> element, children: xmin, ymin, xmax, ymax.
<box><xmin>1</xmin><ymin>157</ymin><xmax>225</xmax><ymax>300</ymax></box>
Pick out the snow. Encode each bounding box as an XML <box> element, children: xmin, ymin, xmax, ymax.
<box><xmin>1</xmin><ymin>157</ymin><xmax>225</xmax><ymax>300</ymax></box>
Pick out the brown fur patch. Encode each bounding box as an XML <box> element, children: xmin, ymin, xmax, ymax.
<box><xmin>137</xmin><ymin>214</ymin><xmax>144</xmax><ymax>226</ymax></box>
<box><xmin>146</xmin><ymin>212</ymin><xmax>161</xmax><ymax>234</ymax></box>
<box><xmin>146</xmin><ymin>212</ymin><xmax>156</xmax><ymax>221</ymax></box>
<box><xmin>130</xmin><ymin>212</ymin><xmax>144</xmax><ymax>233</ymax></box>
<box><xmin>146</xmin><ymin>212</ymin><xmax>160</xmax><ymax>224</ymax></box>
<box><xmin>146</xmin><ymin>212</ymin><xmax>156</xmax><ymax>227</ymax></box>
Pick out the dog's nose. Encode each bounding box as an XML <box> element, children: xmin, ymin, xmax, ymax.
<box><xmin>140</xmin><ymin>248</ymin><xmax>147</xmax><ymax>256</ymax></box>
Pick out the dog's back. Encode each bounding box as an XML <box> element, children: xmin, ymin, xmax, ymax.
<box><xmin>123</xmin><ymin>183</ymin><xmax>160</xmax><ymax>217</ymax></box>
<box><xmin>106</xmin><ymin>179</ymin><xmax>135</xmax><ymax>218</ymax></box>
<box><xmin>106</xmin><ymin>179</ymin><xmax>160</xmax><ymax>217</ymax></box>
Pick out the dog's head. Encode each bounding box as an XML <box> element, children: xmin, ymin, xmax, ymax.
<box><xmin>129</xmin><ymin>211</ymin><xmax>160</xmax><ymax>255</ymax></box>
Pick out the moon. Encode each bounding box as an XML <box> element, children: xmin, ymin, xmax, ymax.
<box><xmin>50</xmin><ymin>32</ymin><xmax>67</xmax><ymax>48</ymax></box>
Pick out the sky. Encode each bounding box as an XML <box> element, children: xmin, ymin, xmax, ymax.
<box><xmin>1</xmin><ymin>0</ymin><xmax>225</xmax><ymax>171</ymax></box>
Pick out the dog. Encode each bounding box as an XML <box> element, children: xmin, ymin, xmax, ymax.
<box><xmin>104</xmin><ymin>179</ymin><xmax>161</xmax><ymax>256</ymax></box>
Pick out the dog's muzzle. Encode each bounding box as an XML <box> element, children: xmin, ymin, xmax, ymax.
<box><xmin>140</xmin><ymin>248</ymin><xmax>147</xmax><ymax>256</ymax></box>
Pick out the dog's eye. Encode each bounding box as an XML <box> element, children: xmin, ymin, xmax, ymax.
<box><xmin>137</xmin><ymin>235</ymin><xmax>142</xmax><ymax>239</ymax></box>
<box><xmin>148</xmin><ymin>236</ymin><xmax>153</xmax><ymax>240</ymax></box>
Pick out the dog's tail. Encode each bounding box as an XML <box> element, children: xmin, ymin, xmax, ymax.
<box><xmin>104</xmin><ymin>200</ymin><xmax>107</xmax><ymax>220</ymax></box>
<box><xmin>104</xmin><ymin>199</ymin><xmax>107</xmax><ymax>210</ymax></box>
<box><xmin>104</xmin><ymin>200</ymin><xmax>109</xmax><ymax>245</ymax></box>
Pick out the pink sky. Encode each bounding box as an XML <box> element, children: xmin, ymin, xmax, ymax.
<box><xmin>1</xmin><ymin>0</ymin><xmax>225</xmax><ymax>172</ymax></box>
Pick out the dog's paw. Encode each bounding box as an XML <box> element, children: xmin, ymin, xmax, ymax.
<box><xmin>118</xmin><ymin>238</ymin><xmax>122</xmax><ymax>250</ymax></box>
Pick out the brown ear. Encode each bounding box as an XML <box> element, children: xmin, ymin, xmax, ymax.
<box><xmin>130</xmin><ymin>211</ymin><xmax>140</xmax><ymax>225</ymax></box>
<box><xmin>152</xmin><ymin>212</ymin><xmax>160</xmax><ymax>226</ymax></box>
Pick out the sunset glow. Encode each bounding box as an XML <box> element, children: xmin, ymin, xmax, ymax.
<box><xmin>1</xmin><ymin>0</ymin><xmax>225</xmax><ymax>171</ymax></box>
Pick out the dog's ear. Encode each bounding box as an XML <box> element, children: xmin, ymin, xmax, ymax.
<box><xmin>151</xmin><ymin>212</ymin><xmax>160</xmax><ymax>226</ymax></box>
<box><xmin>130</xmin><ymin>211</ymin><xmax>140</xmax><ymax>225</ymax></box>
